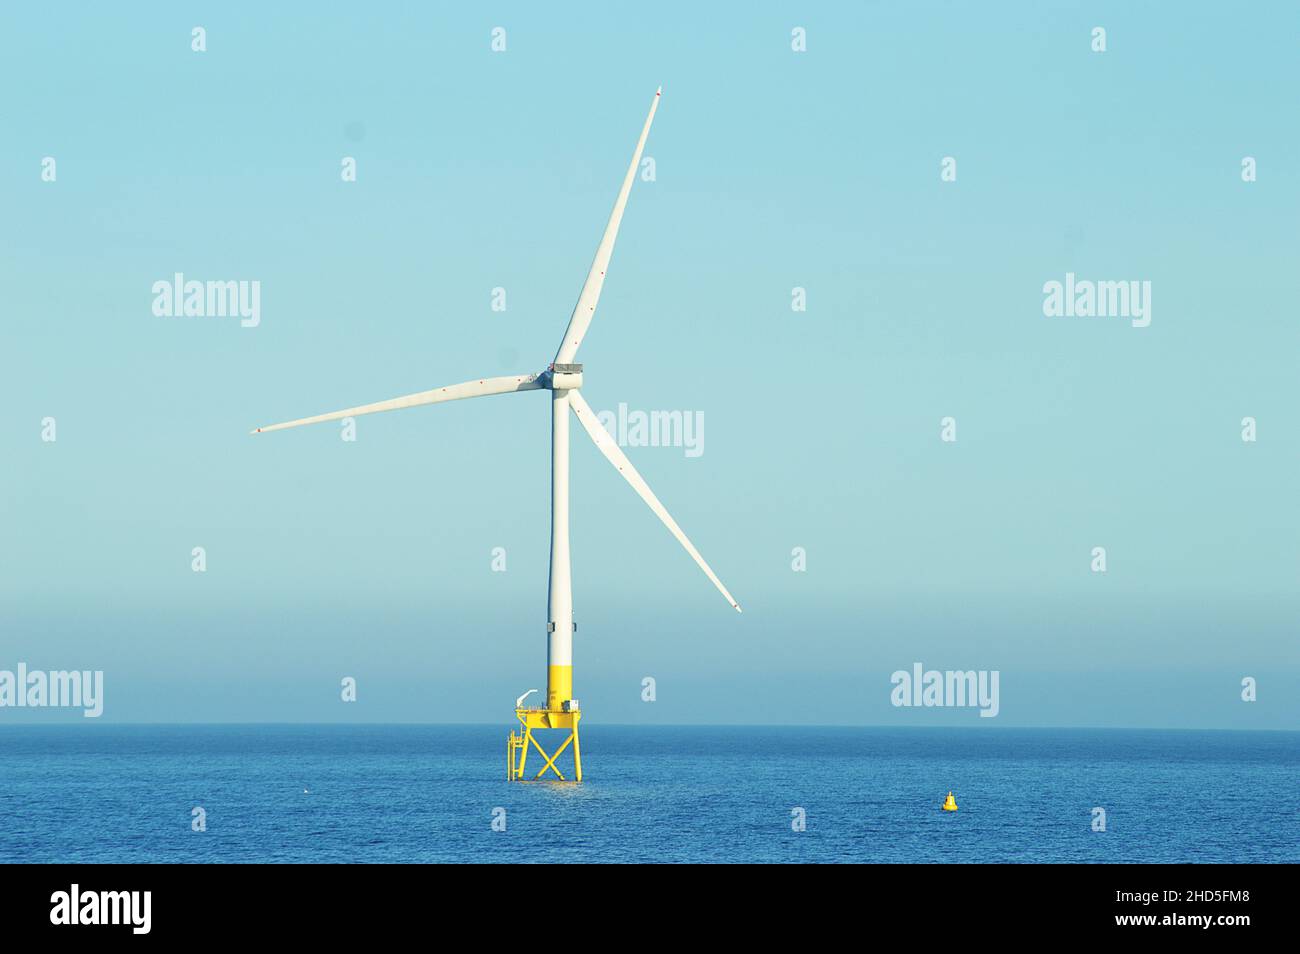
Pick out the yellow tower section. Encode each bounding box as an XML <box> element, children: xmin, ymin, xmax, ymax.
<box><xmin>546</xmin><ymin>665</ymin><xmax>572</xmax><ymax>710</ymax></box>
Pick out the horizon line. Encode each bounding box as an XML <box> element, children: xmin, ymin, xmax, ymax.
<box><xmin>0</xmin><ymin>721</ymin><xmax>1294</xmax><ymax>733</ymax></box>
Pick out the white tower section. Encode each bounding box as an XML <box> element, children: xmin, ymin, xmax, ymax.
<box><xmin>546</xmin><ymin>387</ymin><xmax>574</xmax><ymax>709</ymax></box>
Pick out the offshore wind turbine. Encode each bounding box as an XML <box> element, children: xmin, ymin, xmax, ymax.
<box><xmin>252</xmin><ymin>88</ymin><xmax>739</xmax><ymax>782</ymax></box>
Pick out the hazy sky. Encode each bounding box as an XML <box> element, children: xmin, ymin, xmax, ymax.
<box><xmin>2</xmin><ymin>3</ymin><xmax>1297</xmax><ymax>727</ymax></box>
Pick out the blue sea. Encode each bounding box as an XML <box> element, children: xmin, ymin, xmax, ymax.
<box><xmin>0</xmin><ymin>725</ymin><xmax>1295</xmax><ymax>863</ymax></box>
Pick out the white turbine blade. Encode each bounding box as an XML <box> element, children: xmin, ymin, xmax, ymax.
<box><xmin>252</xmin><ymin>373</ymin><xmax>542</xmax><ymax>434</ymax></box>
<box><xmin>568</xmin><ymin>389</ymin><xmax>741</xmax><ymax>612</ymax></box>
<box><xmin>554</xmin><ymin>87</ymin><xmax>661</xmax><ymax>365</ymax></box>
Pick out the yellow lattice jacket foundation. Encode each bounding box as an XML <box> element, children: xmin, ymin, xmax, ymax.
<box><xmin>507</xmin><ymin>667</ymin><xmax>581</xmax><ymax>782</ymax></box>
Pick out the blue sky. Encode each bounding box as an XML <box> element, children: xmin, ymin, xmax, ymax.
<box><xmin>2</xmin><ymin>3</ymin><xmax>1296</xmax><ymax>727</ymax></box>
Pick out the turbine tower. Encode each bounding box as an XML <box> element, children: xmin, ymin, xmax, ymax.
<box><xmin>252</xmin><ymin>88</ymin><xmax>739</xmax><ymax>782</ymax></box>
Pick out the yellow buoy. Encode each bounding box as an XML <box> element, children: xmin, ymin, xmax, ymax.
<box><xmin>942</xmin><ymin>791</ymin><xmax>958</xmax><ymax>811</ymax></box>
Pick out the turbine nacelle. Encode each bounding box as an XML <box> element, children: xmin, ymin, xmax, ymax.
<box><xmin>544</xmin><ymin>363</ymin><xmax>584</xmax><ymax>391</ymax></box>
